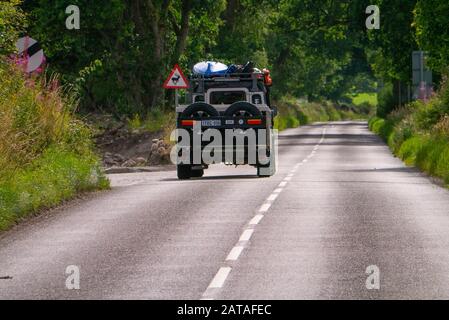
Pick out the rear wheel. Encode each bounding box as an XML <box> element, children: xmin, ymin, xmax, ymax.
<box><xmin>224</xmin><ymin>101</ymin><xmax>262</xmax><ymax>117</ymax></box>
<box><xmin>257</xmin><ymin>131</ymin><xmax>277</xmax><ymax>177</ymax></box>
<box><xmin>257</xmin><ymin>162</ymin><xmax>276</xmax><ymax>177</ymax></box>
<box><xmin>177</xmin><ymin>164</ymin><xmax>192</xmax><ymax>180</ymax></box>
<box><xmin>191</xmin><ymin>169</ymin><xmax>204</xmax><ymax>178</ymax></box>
<box><xmin>182</xmin><ymin>102</ymin><xmax>219</xmax><ymax>118</ymax></box>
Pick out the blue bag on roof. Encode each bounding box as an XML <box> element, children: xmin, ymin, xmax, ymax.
<box><xmin>193</xmin><ymin>61</ymin><xmax>228</xmax><ymax>77</ymax></box>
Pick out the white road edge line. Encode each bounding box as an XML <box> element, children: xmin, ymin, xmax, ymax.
<box><xmin>267</xmin><ymin>193</ymin><xmax>278</xmax><ymax>201</ymax></box>
<box><xmin>208</xmin><ymin>267</ymin><xmax>232</xmax><ymax>289</ymax></box>
<box><xmin>273</xmin><ymin>188</ymin><xmax>283</xmax><ymax>193</ymax></box>
<box><xmin>279</xmin><ymin>181</ymin><xmax>287</xmax><ymax>187</ymax></box>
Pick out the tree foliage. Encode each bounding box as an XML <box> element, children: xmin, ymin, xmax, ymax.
<box><xmin>0</xmin><ymin>0</ymin><xmax>448</xmax><ymax>117</ymax></box>
<box><xmin>0</xmin><ymin>0</ymin><xmax>27</xmax><ymax>55</ymax></box>
<box><xmin>368</xmin><ymin>0</ymin><xmax>418</xmax><ymax>83</ymax></box>
<box><xmin>414</xmin><ymin>0</ymin><xmax>449</xmax><ymax>73</ymax></box>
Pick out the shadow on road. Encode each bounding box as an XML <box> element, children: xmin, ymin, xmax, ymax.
<box><xmin>279</xmin><ymin>133</ymin><xmax>383</xmax><ymax>147</ymax></box>
<box><xmin>160</xmin><ymin>174</ymin><xmax>260</xmax><ymax>182</ymax></box>
<box><xmin>341</xmin><ymin>167</ymin><xmax>421</xmax><ymax>173</ymax></box>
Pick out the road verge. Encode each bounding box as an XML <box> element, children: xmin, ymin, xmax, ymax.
<box><xmin>0</xmin><ymin>60</ymin><xmax>109</xmax><ymax>232</ymax></box>
<box><xmin>368</xmin><ymin>78</ymin><xmax>449</xmax><ymax>187</ymax></box>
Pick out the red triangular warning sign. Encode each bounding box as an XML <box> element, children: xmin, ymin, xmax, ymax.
<box><xmin>163</xmin><ymin>64</ymin><xmax>189</xmax><ymax>89</ymax></box>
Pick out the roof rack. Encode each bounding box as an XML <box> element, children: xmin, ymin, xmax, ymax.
<box><xmin>188</xmin><ymin>72</ymin><xmax>264</xmax><ymax>93</ymax></box>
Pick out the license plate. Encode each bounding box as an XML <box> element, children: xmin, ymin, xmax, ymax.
<box><xmin>201</xmin><ymin>119</ymin><xmax>222</xmax><ymax>127</ymax></box>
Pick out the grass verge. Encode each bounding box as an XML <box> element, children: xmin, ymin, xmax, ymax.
<box><xmin>0</xmin><ymin>60</ymin><xmax>109</xmax><ymax>232</ymax></box>
<box><xmin>369</xmin><ymin>105</ymin><xmax>449</xmax><ymax>187</ymax></box>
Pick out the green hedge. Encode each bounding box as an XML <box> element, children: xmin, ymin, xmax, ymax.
<box><xmin>369</xmin><ymin>115</ymin><xmax>449</xmax><ymax>186</ymax></box>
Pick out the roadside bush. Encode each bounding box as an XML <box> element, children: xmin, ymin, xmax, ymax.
<box><xmin>0</xmin><ymin>60</ymin><xmax>108</xmax><ymax>231</ymax></box>
<box><xmin>377</xmin><ymin>82</ymin><xmax>395</xmax><ymax>118</ymax></box>
<box><xmin>369</xmin><ymin>73</ymin><xmax>449</xmax><ymax>187</ymax></box>
<box><xmin>416</xmin><ymin>137</ymin><xmax>448</xmax><ymax>177</ymax></box>
<box><xmin>0</xmin><ymin>0</ymin><xmax>26</xmax><ymax>55</ymax></box>
<box><xmin>397</xmin><ymin>136</ymin><xmax>425</xmax><ymax>165</ymax></box>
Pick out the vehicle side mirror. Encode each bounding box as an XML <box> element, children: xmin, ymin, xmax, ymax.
<box><xmin>271</xmin><ymin>106</ymin><xmax>278</xmax><ymax>117</ymax></box>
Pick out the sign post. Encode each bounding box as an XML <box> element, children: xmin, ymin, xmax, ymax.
<box><xmin>163</xmin><ymin>64</ymin><xmax>189</xmax><ymax>108</ymax></box>
<box><xmin>412</xmin><ymin>51</ymin><xmax>432</xmax><ymax>101</ymax></box>
<box><xmin>15</xmin><ymin>36</ymin><xmax>46</xmax><ymax>73</ymax></box>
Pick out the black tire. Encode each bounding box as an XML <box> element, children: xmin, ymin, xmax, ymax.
<box><xmin>182</xmin><ymin>103</ymin><xmax>219</xmax><ymax>118</ymax></box>
<box><xmin>224</xmin><ymin>102</ymin><xmax>262</xmax><ymax>117</ymax></box>
<box><xmin>191</xmin><ymin>169</ymin><xmax>204</xmax><ymax>178</ymax></box>
<box><xmin>257</xmin><ymin>153</ymin><xmax>277</xmax><ymax>177</ymax></box>
<box><xmin>257</xmin><ymin>162</ymin><xmax>276</xmax><ymax>177</ymax></box>
<box><xmin>257</xmin><ymin>132</ymin><xmax>277</xmax><ymax>177</ymax></box>
<box><xmin>177</xmin><ymin>164</ymin><xmax>192</xmax><ymax>180</ymax></box>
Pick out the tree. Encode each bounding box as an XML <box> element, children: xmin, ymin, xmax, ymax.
<box><xmin>0</xmin><ymin>0</ymin><xmax>27</xmax><ymax>56</ymax></box>
<box><xmin>368</xmin><ymin>0</ymin><xmax>417</xmax><ymax>82</ymax></box>
<box><xmin>414</xmin><ymin>0</ymin><xmax>449</xmax><ymax>73</ymax></box>
<box><xmin>212</xmin><ymin>0</ymin><xmax>273</xmax><ymax>66</ymax></box>
<box><xmin>25</xmin><ymin>0</ymin><xmax>225</xmax><ymax>115</ymax></box>
<box><xmin>265</xmin><ymin>0</ymin><xmax>372</xmax><ymax>101</ymax></box>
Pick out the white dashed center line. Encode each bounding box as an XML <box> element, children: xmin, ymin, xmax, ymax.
<box><xmin>259</xmin><ymin>203</ymin><xmax>272</xmax><ymax>212</ymax></box>
<box><xmin>226</xmin><ymin>246</ymin><xmax>245</xmax><ymax>261</ymax></box>
<box><xmin>279</xmin><ymin>181</ymin><xmax>288</xmax><ymax>187</ymax></box>
<box><xmin>208</xmin><ymin>267</ymin><xmax>232</xmax><ymax>288</ymax></box>
<box><xmin>201</xmin><ymin>126</ymin><xmax>327</xmax><ymax>299</ymax></box>
<box><xmin>249</xmin><ymin>214</ymin><xmax>264</xmax><ymax>225</ymax></box>
<box><xmin>239</xmin><ymin>229</ymin><xmax>254</xmax><ymax>242</ymax></box>
<box><xmin>267</xmin><ymin>193</ymin><xmax>278</xmax><ymax>202</ymax></box>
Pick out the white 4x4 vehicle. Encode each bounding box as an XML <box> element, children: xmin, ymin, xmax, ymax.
<box><xmin>175</xmin><ymin>70</ymin><xmax>277</xmax><ymax>179</ymax></box>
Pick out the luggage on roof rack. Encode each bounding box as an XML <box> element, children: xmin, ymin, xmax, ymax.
<box><xmin>192</xmin><ymin>61</ymin><xmax>259</xmax><ymax>78</ymax></box>
<box><xmin>193</xmin><ymin>61</ymin><xmax>228</xmax><ymax>77</ymax></box>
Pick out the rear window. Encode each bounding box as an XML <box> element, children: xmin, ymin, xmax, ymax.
<box><xmin>210</xmin><ymin>91</ymin><xmax>246</xmax><ymax>104</ymax></box>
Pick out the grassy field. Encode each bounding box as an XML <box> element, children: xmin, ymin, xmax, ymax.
<box><xmin>0</xmin><ymin>60</ymin><xmax>108</xmax><ymax>231</ymax></box>
<box><xmin>349</xmin><ymin>93</ymin><xmax>378</xmax><ymax>107</ymax></box>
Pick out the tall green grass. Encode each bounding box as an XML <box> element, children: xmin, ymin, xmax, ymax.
<box><xmin>0</xmin><ymin>60</ymin><xmax>108</xmax><ymax>231</ymax></box>
<box><xmin>369</xmin><ymin>82</ymin><xmax>449</xmax><ymax>186</ymax></box>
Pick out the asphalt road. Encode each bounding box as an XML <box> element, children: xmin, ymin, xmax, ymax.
<box><xmin>1</xmin><ymin>121</ymin><xmax>449</xmax><ymax>300</ymax></box>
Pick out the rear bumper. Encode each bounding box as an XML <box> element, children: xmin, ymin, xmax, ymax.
<box><xmin>177</xmin><ymin>116</ymin><xmax>267</xmax><ymax>130</ymax></box>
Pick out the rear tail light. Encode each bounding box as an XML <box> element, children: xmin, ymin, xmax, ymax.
<box><xmin>181</xmin><ymin>120</ymin><xmax>195</xmax><ymax>126</ymax></box>
<box><xmin>247</xmin><ymin>119</ymin><xmax>262</xmax><ymax>125</ymax></box>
